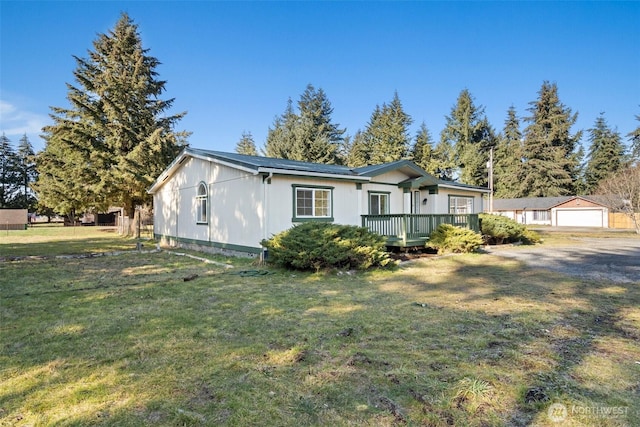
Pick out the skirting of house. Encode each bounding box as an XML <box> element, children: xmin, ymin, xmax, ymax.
<box><xmin>155</xmin><ymin>234</ymin><xmax>263</xmax><ymax>258</ymax></box>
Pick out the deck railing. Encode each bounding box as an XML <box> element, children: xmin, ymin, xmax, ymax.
<box><xmin>361</xmin><ymin>213</ymin><xmax>480</xmax><ymax>246</ymax></box>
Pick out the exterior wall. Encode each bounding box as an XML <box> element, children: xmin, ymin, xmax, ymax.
<box><xmin>0</xmin><ymin>209</ymin><xmax>28</xmax><ymax>230</ymax></box>
<box><xmin>266</xmin><ymin>176</ymin><xmax>362</xmax><ymax>236</ymax></box>
<box><xmin>431</xmin><ymin>188</ymin><xmax>485</xmax><ymax>214</ymax></box>
<box><xmin>153</xmin><ymin>157</ymin><xmax>265</xmax><ymax>254</ymax></box>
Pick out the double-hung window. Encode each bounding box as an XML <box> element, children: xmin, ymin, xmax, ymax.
<box><xmin>369</xmin><ymin>192</ymin><xmax>390</xmax><ymax>215</ymax></box>
<box><xmin>449</xmin><ymin>196</ymin><xmax>473</xmax><ymax>214</ymax></box>
<box><xmin>196</xmin><ymin>182</ymin><xmax>208</xmax><ymax>224</ymax></box>
<box><xmin>293</xmin><ymin>185</ymin><xmax>333</xmax><ymax>221</ymax></box>
<box><xmin>532</xmin><ymin>210</ymin><xmax>550</xmax><ymax>221</ymax></box>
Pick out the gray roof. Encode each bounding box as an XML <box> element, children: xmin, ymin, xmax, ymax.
<box><xmin>493</xmin><ymin>196</ymin><xmax>611</xmax><ymax>210</ymax></box>
<box><xmin>149</xmin><ymin>147</ymin><xmax>490</xmax><ymax>194</ymax></box>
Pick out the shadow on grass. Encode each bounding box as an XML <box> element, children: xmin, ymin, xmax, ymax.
<box><xmin>1</xmin><ymin>251</ymin><xmax>638</xmax><ymax>426</ymax></box>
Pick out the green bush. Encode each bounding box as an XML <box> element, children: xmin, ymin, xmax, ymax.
<box><xmin>479</xmin><ymin>213</ymin><xmax>526</xmax><ymax>244</ymax></box>
<box><xmin>479</xmin><ymin>213</ymin><xmax>540</xmax><ymax>245</ymax></box>
<box><xmin>428</xmin><ymin>224</ymin><xmax>484</xmax><ymax>254</ymax></box>
<box><xmin>261</xmin><ymin>222</ymin><xmax>395</xmax><ymax>271</ymax></box>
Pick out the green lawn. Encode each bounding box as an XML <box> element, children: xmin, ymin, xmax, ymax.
<box><xmin>0</xmin><ymin>230</ymin><xmax>638</xmax><ymax>426</ymax></box>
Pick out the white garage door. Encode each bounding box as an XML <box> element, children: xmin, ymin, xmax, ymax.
<box><xmin>556</xmin><ymin>209</ymin><xmax>604</xmax><ymax>227</ymax></box>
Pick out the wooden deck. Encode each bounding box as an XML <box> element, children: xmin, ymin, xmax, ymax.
<box><xmin>361</xmin><ymin>213</ymin><xmax>480</xmax><ymax>248</ymax></box>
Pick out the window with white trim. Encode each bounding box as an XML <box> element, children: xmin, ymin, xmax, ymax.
<box><xmin>293</xmin><ymin>186</ymin><xmax>332</xmax><ymax>221</ymax></box>
<box><xmin>449</xmin><ymin>196</ymin><xmax>473</xmax><ymax>214</ymax></box>
<box><xmin>532</xmin><ymin>210</ymin><xmax>550</xmax><ymax>221</ymax></box>
<box><xmin>196</xmin><ymin>182</ymin><xmax>208</xmax><ymax>224</ymax></box>
<box><xmin>369</xmin><ymin>192</ymin><xmax>390</xmax><ymax>215</ymax></box>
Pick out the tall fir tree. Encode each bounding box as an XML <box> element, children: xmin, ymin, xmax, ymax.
<box><xmin>342</xmin><ymin>131</ymin><xmax>369</xmax><ymax>167</ymax></box>
<box><xmin>264</xmin><ymin>98</ymin><xmax>298</xmax><ymax>159</ymax></box>
<box><xmin>362</xmin><ymin>92</ymin><xmax>413</xmax><ymax>164</ymax></box>
<box><xmin>628</xmin><ymin>112</ymin><xmax>640</xmax><ymax>164</ymax></box>
<box><xmin>0</xmin><ymin>133</ymin><xmax>18</xmax><ymax>208</ymax></box>
<box><xmin>411</xmin><ymin>122</ymin><xmax>438</xmax><ymax>175</ymax></box>
<box><xmin>583</xmin><ymin>113</ymin><xmax>625</xmax><ymax>194</ymax></box>
<box><xmin>16</xmin><ymin>134</ymin><xmax>37</xmax><ymax>210</ymax></box>
<box><xmin>263</xmin><ymin>85</ymin><xmax>344</xmax><ymax>164</ymax></box>
<box><xmin>494</xmin><ymin>106</ymin><xmax>524</xmax><ymax>198</ymax></box>
<box><xmin>235</xmin><ymin>131</ymin><xmax>258</xmax><ymax>156</ymax></box>
<box><xmin>440</xmin><ymin>89</ymin><xmax>495</xmax><ymax>186</ymax></box>
<box><xmin>517</xmin><ymin>81</ymin><xmax>582</xmax><ymax>197</ymax></box>
<box><xmin>35</xmin><ymin>13</ymin><xmax>189</xmax><ymax>218</ymax></box>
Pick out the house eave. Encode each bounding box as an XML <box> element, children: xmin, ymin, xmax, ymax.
<box><xmin>257</xmin><ymin>167</ymin><xmax>371</xmax><ymax>182</ymax></box>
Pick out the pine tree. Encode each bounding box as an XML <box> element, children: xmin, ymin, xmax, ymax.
<box><xmin>363</xmin><ymin>92</ymin><xmax>413</xmax><ymax>164</ymax></box>
<box><xmin>583</xmin><ymin>114</ymin><xmax>625</xmax><ymax>194</ymax></box>
<box><xmin>494</xmin><ymin>106</ymin><xmax>524</xmax><ymax>198</ymax></box>
<box><xmin>440</xmin><ymin>89</ymin><xmax>495</xmax><ymax>186</ymax></box>
<box><xmin>628</xmin><ymin>112</ymin><xmax>640</xmax><ymax>164</ymax></box>
<box><xmin>35</xmin><ymin>13</ymin><xmax>189</xmax><ymax>218</ymax></box>
<box><xmin>411</xmin><ymin>122</ymin><xmax>437</xmax><ymax>175</ymax></box>
<box><xmin>15</xmin><ymin>134</ymin><xmax>37</xmax><ymax>210</ymax></box>
<box><xmin>235</xmin><ymin>131</ymin><xmax>258</xmax><ymax>156</ymax></box>
<box><xmin>517</xmin><ymin>81</ymin><xmax>582</xmax><ymax>197</ymax></box>
<box><xmin>0</xmin><ymin>133</ymin><xmax>18</xmax><ymax>208</ymax></box>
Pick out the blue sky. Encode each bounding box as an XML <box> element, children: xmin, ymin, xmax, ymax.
<box><xmin>1</xmin><ymin>1</ymin><xmax>639</xmax><ymax>155</ymax></box>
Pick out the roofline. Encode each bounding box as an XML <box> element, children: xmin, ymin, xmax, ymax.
<box><xmin>257</xmin><ymin>167</ymin><xmax>371</xmax><ymax>182</ymax></box>
<box><xmin>438</xmin><ymin>183</ymin><xmax>491</xmax><ymax>193</ymax></box>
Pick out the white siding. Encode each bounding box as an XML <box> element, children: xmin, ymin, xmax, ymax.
<box><xmin>153</xmin><ymin>157</ymin><xmax>265</xmax><ymax>252</ymax></box>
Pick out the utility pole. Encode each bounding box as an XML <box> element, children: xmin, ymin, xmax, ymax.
<box><xmin>489</xmin><ymin>147</ymin><xmax>494</xmax><ymax>213</ymax></box>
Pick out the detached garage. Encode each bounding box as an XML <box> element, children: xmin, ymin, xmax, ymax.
<box><xmin>492</xmin><ymin>196</ymin><xmax>610</xmax><ymax>228</ymax></box>
<box><xmin>552</xmin><ymin>197</ymin><xmax>608</xmax><ymax>228</ymax></box>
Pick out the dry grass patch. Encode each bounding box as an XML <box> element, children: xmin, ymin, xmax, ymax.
<box><xmin>1</xmin><ymin>231</ymin><xmax>638</xmax><ymax>426</ymax></box>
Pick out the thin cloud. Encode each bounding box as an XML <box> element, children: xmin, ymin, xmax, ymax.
<box><xmin>0</xmin><ymin>100</ymin><xmax>49</xmax><ymax>138</ymax></box>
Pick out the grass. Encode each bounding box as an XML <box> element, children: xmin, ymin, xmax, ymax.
<box><xmin>1</xmin><ymin>229</ymin><xmax>638</xmax><ymax>426</ymax></box>
<box><xmin>0</xmin><ymin>224</ymin><xmax>141</xmax><ymax>258</ymax></box>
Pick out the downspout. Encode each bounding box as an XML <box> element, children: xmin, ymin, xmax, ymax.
<box><xmin>262</xmin><ymin>172</ymin><xmax>273</xmax><ymax>261</ymax></box>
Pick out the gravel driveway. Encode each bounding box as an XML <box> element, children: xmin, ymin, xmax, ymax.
<box><xmin>485</xmin><ymin>237</ymin><xmax>640</xmax><ymax>284</ymax></box>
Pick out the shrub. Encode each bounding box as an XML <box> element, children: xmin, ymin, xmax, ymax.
<box><xmin>479</xmin><ymin>213</ymin><xmax>526</xmax><ymax>244</ymax></box>
<box><xmin>261</xmin><ymin>222</ymin><xmax>394</xmax><ymax>271</ymax></box>
<box><xmin>521</xmin><ymin>228</ymin><xmax>542</xmax><ymax>245</ymax></box>
<box><xmin>428</xmin><ymin>224</ymin><xmax>483</xmax><ymax>254</ymax></box>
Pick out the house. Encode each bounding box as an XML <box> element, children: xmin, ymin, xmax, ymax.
<box><xmin>148</xmin><ymin>148</ymin><xmax>490</xmax><ymax>256</ymax></box>
<box><xmin>491</xmin><ymin>196</ymin><xmax>610</xmax><ymax>228</ymax></box>
<box><xmin>0</xmin><ymin>209</ymin><xmax>28</xmax><ymax>230</ymax></box>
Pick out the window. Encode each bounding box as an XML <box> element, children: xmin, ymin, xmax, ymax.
<box><xmin>533</xmin><ymin>210</ymin><xmax>550</xmax><ymax>221</ymax></box>
<box><xmin>293</xmin><ymin>186</ymin><xmax>333</xmax><ymax>221</ymax></box>
<box><xmin>369</xmin><ymin>192</ymin><xmax>390</xmax><ymax>215</ymax></box>
<box><xmin>196</xmin><ymin>182</ymin><xmax>208</xmax><ymax>224</ymax></box>
<box><xmin>449</xmin><ymin>196</ymin><xmax>473</xmax><ymax>214</ymax></box>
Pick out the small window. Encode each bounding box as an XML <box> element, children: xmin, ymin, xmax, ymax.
<box><xmin>369</xmin><ymin>192</ymin><xmax>390</xmax><ymax>215</ymax></box>
<box><xmin>196</xmin><ymin>182</ymin><xmax>208</xmax><ymax>224</ymax></box>
<box><xmin>449</xmin><ymin>196</ymin><xmax>473</xmax><ymax>214</ymax></box>
<box><xmin>293</xmin><ymin>186</ymin><xmax>333</xmax><ymax>221</ymax></box>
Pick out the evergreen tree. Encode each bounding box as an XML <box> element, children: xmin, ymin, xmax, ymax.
<box><xmin>342</xmin><ymin>131</ymin><xmax>369</xmax><ymax>167</ymax></box>
<box><xmin>517</xmin><ymin>81</ymin><xmax>582</xmax><ymax>197</ymax></box>
<box><xmin>264</xmin><ymin>98</ymin><xmax>299</xmax><ymax>159</ymax></box>
<box><xmin>411</xmin><ymin>122</ymin><xmax>438</xmax><ymax>175</ymax></box>
<box><xmin>494</xmin><ymin>106</ymin><xmax>524</xmax><ymax>198</ymax></box>
<box><xmin>583</xmin><ymin>113</ymin><xmax>625</xmax><ymax>194</ymax></box>
<box><xmin>35</xmin><ymin>13</ymin><xmax>189</xmax><ymax>218</ymax></box>
<box><xmin>362</xmin><ymin>92</ymin><xmax>413</xmax><ymax>164</ymax></box>
<box><xmin>430</xmin><ymin>139</ymin><xmax>456</xmax><ymax>181</ymax></box>
<box><xmin>440</xmin><ymin>89</ymin><xmax>495</xmax><ymax>186</ymax></box>
<box><xmin>628</xmin><ymin>112</ymin><xmax>640</xmax><ymax>164</ymax></box>
<box><xmin>235</xmin><ymin>131</ymin><xmax>258</xmax><ymax>156</ymax></box>
<box><xmin>15</xmin><ymin>134</ymin><xmax>38</xmax><ymax>210</ymax></box>
<box><xmin>0</xmin><ymin>133</ymin><xmax>18</xmax><ymax>207</ymax></box>
<box><xmin>263</xmin><ymin>85</ymin><xmax>344</xmax><ymax>164</ymax></box>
